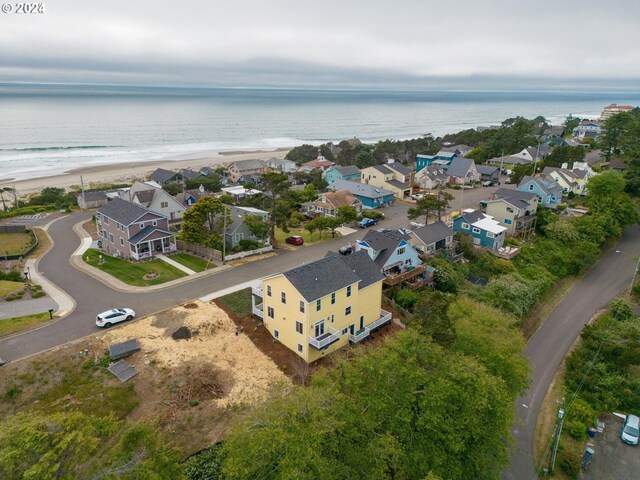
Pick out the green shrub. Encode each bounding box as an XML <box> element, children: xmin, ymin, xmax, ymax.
<box><xmin>557</xmin><ymin>442</ymin><xmax>582</xmax><ymax>478</ymax></box>
<box><xmin>395</xmin><ymin>289</ymin><xmax>419</xmax><ymax>310</ymax></box>
<box><xmin>361</xmin><ymin>210</ymin><xmax>384</xmax><ymax>219</ymax></box>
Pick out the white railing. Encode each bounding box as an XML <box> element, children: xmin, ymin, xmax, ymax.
<box><xmin>163</xmin><ymin>243</ymin><xmax>177</xmax><ymax>252</ymax></box>
<box><xmin>251</xmin><ymin>285</ymin><xmax>263</xmax><ymax>298</ymax></box>
<box><xmin>225</xmin><ymin>245</ymin><xmax>273</xmax><ymax>261</ymax></box>
<box><xmin>131</xmin><ymin>251</ymin><xmax>152</xmax><ymax>261</ymax></box>
<box><xmin>349</xmin><ymin>310</ymin><xmax>392</xmax><ymax>343</ymax></box>
<box><xmin>309</xmin><ymin>327</ymin><xmax>340</xmax><ymax>349</ymax></box>
<box><xmin>252</xmin><ymin>304</ymin><xmax>264</xmax><ymax>319</ymax></box>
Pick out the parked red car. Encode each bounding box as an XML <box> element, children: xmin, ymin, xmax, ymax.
<box><xmin>285</xmin><ymin>236</ymin><xmax>304</xmax><ymax>246</ymax></box>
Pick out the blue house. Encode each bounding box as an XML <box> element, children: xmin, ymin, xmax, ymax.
<box><xmin>330</xmin><ymin>179</ymin><xmax>395</xmax><ymax>209</ymax></box>
<box><xmin>356</xmin><ymin>229</ymin><xmax>422</xmax><ymax>277</ymax></box>
<box><xmin>416</xmin><ymin>149</ymin><xmax>459</xmax><ymax>172</ymax></box>
<box><xmin>323</xmin><ymin>165</ymin><xmax>361</xmax><ymax>184</ymax></box>
<box><xmin>516</xmin><ymin>175</ymin><xmax>562</xmax><ymax>207</ymax></box>
<box><xmin>453</xmin><ymin>209</ymin><xmax>506</xmax><ymax>250</ymax></box>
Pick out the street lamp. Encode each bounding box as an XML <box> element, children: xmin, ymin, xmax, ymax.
<box><xmin>615</xmin><ymin>250</ymin><xmax>640</xmax><ymax>295</ymax></box>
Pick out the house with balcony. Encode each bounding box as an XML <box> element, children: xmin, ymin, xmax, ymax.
<box><xmin>120</xmin><ymin>181</ymin><xmax>186</xmax><ymax>228</ymax></box>
<box><xmin>302</xmin><ymin>189</ymin><xmax>363</xmax><ymax>218</ymax></box>
<box><xmin>360</xmin><ymin>164</ymin><xmax>412</xmax><ymax>199</ymax></box>
<box><xmin>329</xmin><ymin>179</ymin><xmax>395</xmax><ymax>208</ymax></box>
<box><xmin>96</xmin><ymin>197</ymin><xmax>176</xmax><ymax>261</ymax></box>
<box><xmin>408</xmin><ymin>221</ymin><xmax>456</xmax><ymax>257</ymax></box>
<box><xmin>355</xmin><ymin>229</ymin><xmax>429</xmax><ymax>288</ymax></box>
<box><xmin>416</xmin><ymin>149</ymin><xmax>461</xmax><ymax>172</ymax></box>
<box><xmin>251</xmin><ymin>251</ymin><xmax>390</xmax><ymax>363</ymax></box>
<box><xmin>484</xmin><ymin>189</ymin><xmax>539</xmax><ymax>237</ymax></box>
<box><xmin>572</xmin><ymin>120</ymin><xmax>602</xmax><ymax>141</ymax></box>
<box><xmin>516</xmin><ymin>175</ymin><xmax>563</xmax><ymax>207</ymax></box>
<box><xmin>452</xmin><ymin>209</ymin><xmax>506</xmax><ymax>250</ymax></box>
<box><xmin>323</xmin><ymin>165</ymin><xmax>361</xmax><ymax>184</ymax></box>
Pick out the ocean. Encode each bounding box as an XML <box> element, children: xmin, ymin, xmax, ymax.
<box><xmin>1</xmin><ymin>83</ymin><xmax>639</xmax><ymax>183</ymax></box>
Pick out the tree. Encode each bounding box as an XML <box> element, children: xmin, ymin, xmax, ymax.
<box><xmin>509</xmin><ymin>164</ymin><xmax>534</xmax><ymax>185</ymax></box>
<box><xmin>543</xmin><ymin>146</ymin><xmax>586</xmax><ymax>168</ymax></box>
<box><xmin>285</xmin><ymin>144</ymin><xmax>319</xmax><ymax>164</ymax></box>
<box><xmin>261</xmin><ymin>172</ymin><xmax>291</xmax><ymax>238</ymax></box>
<box><xmin>186</xmin><ymin>174</ymin><xmax>221</xmax><ymax>193</ymax></box>
<box><xmin>410</xmin><ymin>290</ymin><xmax>455</xmax><ymax>345</ymax></box>
<box><xmin>337</xmin><ymin>205</ymin><xmax>358</xmax><ymax>224</ymax></box>
<box><xmin>408</xmin><ymin>195</ymin><xmax>443</xmax><ymax>225</ymax></box>
<box><xmin>179</xmin><ymin>197</ymin><xmax>229</xmax><ymax>249</ymax></box>
<box><xmin>243</xmin><ymin>214</ymin><xmax>270</xmax><ymax>241</ymax></box>
<box><xmin>395</xmin><ymin>289</ymin><xmax>420</xmax><ymax>310</ymax></box>
<box><xmin>0</xmin><ymin>187</ymin><xmax>12</xmax><ymax>211</ymax></box>
<box><xmin>162</xmin><ymin>183</ymin><xmax>182</xmax><ymax>196</ymax></box>
<box><xmin>587</xmin><ymin>170</ymin><xmax>626</xmax><ymax>197</ymax></box>
<box><xmin>434</xmin><ymin>190</ymin><xmax>454</xmax><ymax>221</ymax></box>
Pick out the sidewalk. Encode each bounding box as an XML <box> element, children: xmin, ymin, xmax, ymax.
<box><xmin>156</xmin><ymin>254</ymin><xmax>196</xmax><ymax>275</ymax></box>
<box><xmin>0</xmin><ymin>297</ymin><xmax>57</xmax><ymax>319</ymax></box>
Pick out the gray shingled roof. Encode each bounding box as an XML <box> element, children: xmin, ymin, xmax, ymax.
<box><xmin>330</xmin><ymin>179</ymin><xmax>395</xmax><ymax>199</ymax></box>
<box><xmin>283</xmin><ymin>255</ymin><xmax>361</xmax><ymax>302</ymax></box>
<box><xmin>446</xmin><ymin>157</ymin><xmax>475</xmax><ymax>178</ymax></box>
<box><xmin>333</xmin><ymin>165</ymin><xmax>361</xmax><ymax>176</ymax></box>
<box><xmin>386</xmin><ymin>179</ymin><xmax>411</xmax><ymax>190</ymax></box>
<box><xmin>150</xmin><ymin>168</ymin><xmax>180</xmax><ymax>184</ymax></box>
<box><xmin>133</xmin><ymin>189</ymin><xmax>155</xmax><ymax>207</ymax></box>
<box><xmin>492</xmin><ymin>188</ymin><xmax>538</xmax><ymax>209</ymax></box>
<box><xmin>518</xmin><ymin>176</ymin><xmax>563</xmax><ymax>197</ymax></box>
<box><xmin>128</xmin><ymin>225</ymin><xmax>173</xmax><ymax>245</ymax></box>
<box><xmin>77</xmin><ymin>191</ymin><xmax>107</xmax><ymax>202</ymax></box>
<box><xmin>459</xmin><ymin>210</ymin><xmax>486</xmax><ymax>224</ymax></box>
<box><xmin>386</xmin><ymin>162</ymin><xmax>412</xmax><ymax>176</ymax></box>
<box><xmin>180</xmin><ymin>169</ymin><xmax>202</xmax><ymax>180</ymax></box>
<box><xmin>359</xmin><ymin>230</ymin><xmax>410</xmax><ymax>269</ymax></box>
<box><xmin>411</xmin><ymin>221</ymin><xmax>453</xmax><ymax>246</ymax></box>
<box><xmin>476</xmin><ymin>164</ymin><xmax>499</xmax><ymax>176</ymax></box>
<box><xmin>325</xmin><ymin>251</ymin><xmax>385</xmax><ymax>289</ymax></box>
<box><xmin>231</xmin><ymin>159</ymin><xmax>265</xmax><ymax>171</ymax></box>
<box><xmin>98</xmin><ymin>198</ymin><xmax>157</xmax><ymax>226</ymax></box>
<box><xmin>372</xmin><ymin>164</ymin><xmax>393</xmax><ymax>174</ymax></box>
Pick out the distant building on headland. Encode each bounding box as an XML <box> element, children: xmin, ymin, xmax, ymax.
<box><xmin>599</xmin><ymin>104</ymin><xmax>635</xmax><ymax>122</ymax></box>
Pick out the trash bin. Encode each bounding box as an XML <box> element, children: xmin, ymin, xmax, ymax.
<box><xmin>588</xmin><ymin>427</ymin><xmax>596</xmax><ymax>438</ymax></box>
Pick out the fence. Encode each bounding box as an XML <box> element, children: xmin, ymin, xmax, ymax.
<box><xmin>383</xmin><ymin>296</ymin><xmax>413</xmax><ymax>319</ymax></box>
<box><xmin>176</xmin><ymin>240</ymin><xmax>223</xmax><ymax>262</ymax></box>
<box><xmin>1</xmin><ymin>228</ymin><xmax>39</xmax><ymax>261</ymax></box>
<box><xmin>225</xmin><ymin>245</ymin><xmax>273</xmax><ymax>261</ymax></box>
<box><xmin>0</xmin><ymin>225</ymin><xmax>26</xmax><ymax>234</ymax></box>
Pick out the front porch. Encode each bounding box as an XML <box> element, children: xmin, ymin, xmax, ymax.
<box><xmin>130</xmin><ymin>238</ymin><xmax>177</xmax><ymax>261</ymax></box>
<box><xmin>251</xmin><ymin>284</ymin><xmax>263</xmax><ymax>319</ymax></box>
<box><xmin>349</xmin><ymin>309</ymin><xmax>392</xmax><ymax>343</ymax></box>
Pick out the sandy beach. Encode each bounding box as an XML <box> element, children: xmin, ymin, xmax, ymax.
<box><xmin>1</xmin><ymin>148</ymin><xmax>289</xmax><ymax>196</ymax></box>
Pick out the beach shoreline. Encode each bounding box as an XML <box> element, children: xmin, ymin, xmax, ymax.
<box><xmin>1</xmin><ymin>149</ymin><xmax>289</xmax><ymax>195</ymax></box>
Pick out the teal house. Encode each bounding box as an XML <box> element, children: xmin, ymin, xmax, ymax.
<box><xmin>330</xmin><ymin>179</ymin><xmax>395</xmax><ymax>209</ymax></box>
<box><xmin>516</xmin><ymin>175</ymin><xmax>562</xmax><ymax>207</ymax></box>
<box><xmin>323</xmin><ymin>165</ymin><xmax>361</xmax><ymax>184</ymax></box>
<box><xmin>452</xmin><ymin>209</ymin><xmax>507</xmax><ymax>250</ymax></box>
<box><xmin>416</xmin><ymin>150</ymin><xmax>459</xmax><ymax>172</ymax></box>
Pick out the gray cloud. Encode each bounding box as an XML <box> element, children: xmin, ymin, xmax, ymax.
<box><xmin>1</xmin><ymin>0</ymin><xmax>639</xmax><ymax>88</ymax></box>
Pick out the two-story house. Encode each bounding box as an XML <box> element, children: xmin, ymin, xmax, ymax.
<box><xmin>266</xmin><ymin>157</ymin><xmax>298</xmax><ymax>174</ymax></box>
<box><xmin>416</xmin><ymin>149</ymin><xmax>460</xmax><ymax>172</ymax></box>
<box><xmin>301</xmin><ymin>155</ymin><xmax>335</xmax><ymax>172</ymax></box>
<box><xmin>361</xmin><ymin>163</ymin><xmax>412</xmax><ymax>199</ymax></box>
<box><xmin>516</xmin><ymin>175</ymin><xmax>563</xmax><ymax>207</ymax></box>
<box><xmin>329</xmin><ymin>179</ymin><xmax>395</xmax><ymax>208</ymax></box>
<box><xmin>453</xmin><ymin>209</ymin><xmax>506</xmax><ymax>250</ymax></box>
<box><xmin>96</xmin><ymin>197</ymin><xmax>176</xmax><ymax>261</ymax></box>
<box><xmin>302</xmin><ymin>190</ymin><xmax>363</xmax><ymax>218</ymax></box>
<box><xmin>445</xmin><ymin>157</ymin><xmax>481</xmax><ymax>185</ymax></box>
<box><xmin>356</xmin><ymin>230</ymin><xmax>428</xmax><ymax>288</ymax></box>
<box><xmin>323</xmin><ymin>165</ymin><xmax>361</xmax><ymax>184</ymax></box>
<box><xmin>408</xmin><ymin>221</ymin><xmax>455</xmax><ymax>256</ymax></box>
<box><xmin>484</xmin><ymin>189</ymin><xmax>539</xmax><ymax>237</ymax></box>
<box><xmin>415</xmin><ymin>165</ymin><xmax>449</xmax><ymax>190</ymax></box>
<box><xmin>226</xmin><ymin>159</ymin><xmax>266</xmax><ymax>183</ymax></box>
<box><xmin>572</xmin><ymin>120</ymin><xmax>602</xmax><ymax>141</ymax></box>
<box><xmin>120</xmin><ymin>181</ymin><xmax>186</xmax><ymax>228</ymax></box>
<box><xmin>173</xmin><ymin>184</ymin><xmax>215</xmax><ymax>208</ymax></box>
<box><xmin>251</xmin><ymin>252</ymin><xmax>390</xmax><ymax>363</ymax></box>
<box><xmin>542</xmin><ymin>164</ymin><xmax>595</xmax><ymax>196</ymax></box>
<box><xmin>224</xmin><ymin>206</ymin><xmax>270</xmax><ymax>249</ymax></box>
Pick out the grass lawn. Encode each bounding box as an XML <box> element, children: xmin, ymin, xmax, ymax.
<box><xmin>0</xmin><ymin>312</ymin><xmax>50</xmax><ymax>338</ymax></box>
<box><xmin>217</xmin><ymin>288</ymin><xmax>252</xmax><ymax>318</ymax></box>
<box><xmin>274</xmin><ymin>226</ymin><xmax>340</xmax><ymax>246</ymax></box>
<box><xmin>83</xmin><ymin>248</ymin><xmax>186</xmax><ymax>286</ymax></box>
<box><xmin>170</xmin><ymin>252</ymin><xmax>215</xmax><ymax>272</ymax></box>
<box><xmin>0</xmin><ymin>280</ymin><xmax>24</xmax><ymax>298</ymax></box>
<box><xmin>0</xmin><ymin>232</ymin><xmax>34</xmax><ymax>256</ymax></box>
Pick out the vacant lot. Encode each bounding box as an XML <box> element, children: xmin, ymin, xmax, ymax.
<box><xmin>0</xmin><ymin>232</ymin><xmax>34</xmax><ymax>256</ymax></box>
<box><xmin>83</xmin><ymin>248</ymin><xmax>186</xmax><ymax>286</ymax></box>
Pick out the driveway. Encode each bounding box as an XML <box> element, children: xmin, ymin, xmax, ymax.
<box><xmin>503</xmin><ymin>223</ymin><xmax>640</xmax><ymax>479</ymax></box>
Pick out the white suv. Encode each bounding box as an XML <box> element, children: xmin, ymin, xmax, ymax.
<box><xmin>96</xmin><ymin>308</ymin><xmax>136</xmax><ymax>328</ymax></box>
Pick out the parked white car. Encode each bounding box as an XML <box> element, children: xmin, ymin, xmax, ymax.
<box><xmin>96</xmin><ymin>308</ymin><xmax>136</xmax><ymax>328</ymax></box>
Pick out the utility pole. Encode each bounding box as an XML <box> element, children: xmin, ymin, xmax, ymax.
<box><xmin>532</xmin><ymin>143</ymin><xmax>540</xmax><ymax>175</ymax></box>
<box><xmin>80</xmin><ymin>175</ymin><xmax>86</xmax><ymax>210</ymax></box>
<box><xmin>549</xmin><ymin>397</ymin><xmax>565</xmax><ymax>473</ymax></box>
<box><xmin>12</xmin><ymin>184</ymin><xmax>19</xmax><ymax>212</ymax></box>
<box><xmin>222</xmin><ymin>205</ymin><xmax>227</xmax><ymax>265</ymax></box>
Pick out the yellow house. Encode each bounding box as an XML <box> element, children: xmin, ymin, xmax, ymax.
<box><xmin>251</xmin><ymin>252</ymin><xmax>391</xmax><ymax>363</ymax></box>
<box><xmin>360</xmin><ymin>163</ymin><xmax>413</xmax><ymax>199</ymax></box>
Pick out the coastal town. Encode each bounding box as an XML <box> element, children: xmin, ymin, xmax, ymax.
<box><xmin>1</xmin><ymin>102</ymin><xmax>639</xmax><ymax>479</ymax></box>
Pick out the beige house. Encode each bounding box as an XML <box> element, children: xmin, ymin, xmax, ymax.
<box><xmin>360</xmin><ymin>163</ymin><xmax>412</xmax><ymax>199</ymax></box>
<box><xmin>120</xmin><ymin>181</ymin><xmax>186</xmax><ymax>228</ymax></box>
<box><xmin>484</xmin><ymin>189</ymin><xmax>538</xmax><ymax>237</ymax></box>
<box><xmin>226</xmin><ymin>159</ymin><xmax>266</xmax><ymax>183</ymax></box>
<box><xmin>542</xmin><ymin>163</ymin><xmax>595</xmax><ymax>196</ymax></box>
<box><xmin>302</xmin><ymin>190</ymin><xmax>363</xmax><ymax>217</ymax></box>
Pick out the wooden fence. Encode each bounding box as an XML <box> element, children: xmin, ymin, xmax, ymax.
<box><xmin>225</xmin><ymin>245</ymin><xmax>273</xmax><ymax>261</ymax></box>
<box><xmin>176</xmin><ymin>240</ymin><xmax>223</xmax><ymax>262</ymax></box>
<box><xmin>0</xmin><ymin>225</ymin><xmax>26</xmax><ymax>234</ymax></box>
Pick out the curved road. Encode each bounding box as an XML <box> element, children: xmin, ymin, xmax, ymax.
<box><xmin>504</xmin><ymin>223</ymin><xmax>640</xmax><ymax>479</ymax></box>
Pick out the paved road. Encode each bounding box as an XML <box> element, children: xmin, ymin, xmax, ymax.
<box><xmin>0</xmin><ymin>183</ymin><xmax>511</xmax><ymax>362</ymax></box>
<box><xmin>504</xmin><ymin>223</ymin><xmax>640</xmax><ymax>480</ymax></box>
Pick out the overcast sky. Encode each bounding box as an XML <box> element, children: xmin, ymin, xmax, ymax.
<box><xmin>1</xmin><ymin>0</ymin><xmax>639</xmax><ymax>89</ymax></box>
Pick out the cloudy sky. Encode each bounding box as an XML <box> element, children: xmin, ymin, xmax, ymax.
<box><xmin>1</xmin><ymin>0</ymin><xmax>639</xmax><ymax>89</ymax></box>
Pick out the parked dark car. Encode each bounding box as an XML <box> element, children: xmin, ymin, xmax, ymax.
<box><xmin>285</xmin><ymin>235</ymin><xmax>304</xmax><ymax>246</ymax></box>
<box><xmin>357</xmin><ymin>217</ymin><xmax>379</xmax><ymax>228</ymax></box>
<box><xmin>338</xmin><ymin>245</ymin><xmax>353</xmax><ymax>255</ymax></box>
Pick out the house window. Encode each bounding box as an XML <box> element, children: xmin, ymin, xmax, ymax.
<box><xmin>274</xmin><ymin>329</ymin><xmax>279</xmax><ymax>339</ymax></box>
<box><xmin>529</xmin><ymin>184</ymin><xmax>534</xmax><ymax>191</ymax></box>
<box><xmin>281</xmin><ymin>292</ymin><xmax>286</xmax><ymax>304</ymax></box>
<box><xmin>297</xmin><ymin>344</ymin><xmax>303</xmax><ymax>353</ymax></box>
<box><xmin>103</xmin><ymin>217</ymin><xmax>109</xmax><ymax>225</ymax></box>
<box><xmin>267</xmin><ymin>306</ymin><xmax>274</xmax><ymax>319</ymax></box>
<box><xmin>345</xmin><ymin>306</ymin><xmax>352</xmax><ymax>316</ymax></box>
<box><xmin>296</xmin><ymin>321</ymin><xmax>303</xmax><ymax>334</ymax></box>
<box><xmin>551</xmin><ymin>196</ymin><xmax>556</xmax><ymax>201</ymax></box>
<box><xmin>139</xmin><ymin>223</ymin><xmax>144</xmax><ymax>228</ymax></box>
<box><xmin>331</xmin><ymin>292</ymin><xmax>336</xmax><ymax>305</ymax></box>
<box><xmin>461</xmin><ymin>222</ymin><xmax>469</xmax><ymax>229</ymax></box>
<box><xmin>161</xmin><ymin>201</ymin><xmax>168</xmax><ymax>208</ymax></box>
<box><xmin>486</xmin><ymin>232</ymin><xmax>495</xmax><ymax>238</ymax></box>
<box><xmin>109</xmin><ymin>233</ymin><xmax>114</xmax><ymax>243</ymax></box>
<box><xmin>504</xmin><ymin>218</ymin><xmax>513</xmax><ymax>225</ymax></box>
<box><xmin>299</xmin><ymin>301</ymin><xmax>305</xmax><ymax>313</ymax></box>
<box><xmin>342</xmin><ymin>327</ymin><xmax>348</xmax><ymax>335</ymax></box>
<box><xmin>472</xmin><ymin>227</ymin><xmax>481</xmax><ymax>234</ymax></box>
<box><xmin>397</xmin><ymin>247</ymin><xmax>406</xmax><ymax>255</ymax></box>
<box><xmin>120</xmin><ymin>238</ymin><xmax>124</xmax><ymax>246</ymax></box>
<box><xmin>506</xmin><ymin>207</ymin><xmax>514</xmax><ymax>213</ymax></box>
<box><xmin>152</xmin><ymin>220</ymin><xmax>157</xmax><ymax>226</ymax></box>
<box><xmin>316</xmin><ymin>299</ymin><xmax>321</xmax><ymax>311</ymax></box>
<box><xmin>346</xmin><ymin>285</ymin><xmax>352</xmax><ymax>297</ymax></box>
<box><xmin>267</xmin><ymin>285</ymin><xmax>271</xmax><ymax>297</ymax></box>
<box><xmin>331</xmin><ymin>314</ymin><xmax>335</xmax><ymax>323</ymax></box>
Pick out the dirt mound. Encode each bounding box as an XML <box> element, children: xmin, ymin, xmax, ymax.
<box><xmin>183</xmin><ymin>303</ymin><xmax>198</xmax><ymax>309</ymax></box>
<box><xmin>151</xmin><ymin>310</ymin><xmax>187</xmax><ymax>332</ymax></box>
<box><xmin>172</xmin><ymin>326</ymin><xmax>193</xmax><ymax>340</ymax></box>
